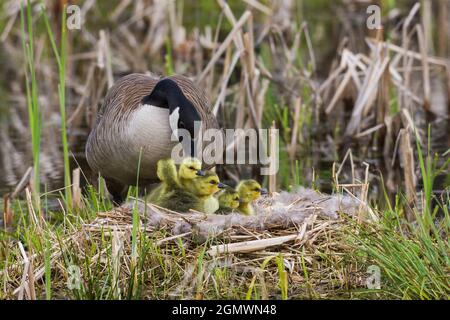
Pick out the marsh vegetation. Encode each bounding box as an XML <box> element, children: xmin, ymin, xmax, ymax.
<box><xmin>0</xmin><ymin>0</ymin><xmax>448</xmax><ymax>300</ymax></box>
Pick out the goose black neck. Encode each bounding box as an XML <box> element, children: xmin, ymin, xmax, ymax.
<box><xmin>142</xmin><ymin>78</ymin><xmax>201</xmax><ymax>158</ymax></box>
<box><xmin>142</xmin><ymin>78</ymin><xmax>193</xmax><ymax>113</ymax></box>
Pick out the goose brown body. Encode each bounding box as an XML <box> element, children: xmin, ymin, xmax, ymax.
<box><xmin>86</xmin><ymin>73</ymin><xmax>220</xmax><ymax>202</ymax></box>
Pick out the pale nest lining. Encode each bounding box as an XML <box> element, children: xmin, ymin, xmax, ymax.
<box><xmin>117</xmin><ymin>187</ymin><xmax>361</xmax><ymax>242</ymax></box>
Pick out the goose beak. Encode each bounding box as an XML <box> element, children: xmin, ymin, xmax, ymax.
<box><xmin>196</xmin><ymin>170</ymin><xmax>206</xmax><ymax>176</ymax></box>
<box><xmin>260</xmin><ymin>188</ymin><xmax>268</xmax><ymax>195</ymax></box>
<box><xmin>218</xmin><ymin>182</ymin><xmax>227</xmax><ymax>189</ymax></box>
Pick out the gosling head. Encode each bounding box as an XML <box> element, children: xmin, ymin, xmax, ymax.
<box><xmin>178</xmin><ymin>157</ymin><xmax>203</xmax><ymax>180</ymax></box>
<box><xmin>156</xmin><ymin>158</ymin><xmax>177</xmax><ymax>182</ymax></box>
<box><xmin>218</xmin><ymin>187</ymin><xmax>240</xmax><ymax>209</ymax></box>
<box><xmin>236</xmin><ymin>179</ymin><xmax>267</xmax><ymax>203</ymax></box>
<box><xmin>192</xmin><ymin>171</ymin><xmax>226</xmax><ymax>196</ymax></box>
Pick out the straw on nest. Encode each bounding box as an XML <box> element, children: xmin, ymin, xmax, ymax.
<box><xmin>77</xmin><ymin>188</ymin><xmax>368</xmax><ymax>298</ymax></box>
<box><xmin>84</xmin><ymin>187</ymin><xmax>363</xmax><ymax>255</ymax></box>
<box><xmin>4</xmin><ymin>188</ymin><xmax>369</xmax><ymax>299</ymax></box>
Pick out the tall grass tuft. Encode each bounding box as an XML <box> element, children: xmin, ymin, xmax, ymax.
<box><xmin>42</xmin><ymin>3</ymin><xmax>72</xmax><ymax>208</ymax></box>
<box><xmin>44</xmin><ymin>237</ymin><xmax>52</xmax><ymax>300</ymax></box>
<box><xmin>19</xmin><ymin>1</ymin><xmax>71</xmax><ymax>207</ymax></box>
<box><xmin>350</xmin><ymin>131</ymin><xmax>450</xmax><ymax>299</ymax></box>
<box><xmin>276</xmin><ymin>255</ymin><xmax>288</xmax><ymax>300</ymax></box>
<box><xmin>351</xmin><ymin>209</ymin><xmax>449</xmax><ymax>299</ymax></box>
<box><xmin>128</xmin><ymin>148</ymin><xmax>144</xmax><ymax>298</ymax></box>
<box><xmin>20</xmin><ymin>0</ymin><xmax>41</xmax><ymax>202</ymax></box>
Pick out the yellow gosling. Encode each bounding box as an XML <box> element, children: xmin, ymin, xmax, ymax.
<box><xmin>148</xmin><ymin>157</ymin><xmax>203</xmax><ymax>202</ymax></box>
<box><xmin>178</xmin><ymin>157</ymin><xmax>204</xmax><ymax>190</ymax></box>
<box><xmin>216</xmin><ymin>186</ymin><xmax>240</xmax><ymax>215</ymax></box>
<box><xmin>151</xmin><ymin>159</ymin><xmax>203</xmax><ymax>212</ymax></box>
<box><xmin>236</xmin><ymin>179</ymin><xmax>267</xmax><ymax>216</ymax></box>
<box><xmin>188</xmin><ymin>171</ymin><xmax>225</xmax><ymax>214</ymax></box>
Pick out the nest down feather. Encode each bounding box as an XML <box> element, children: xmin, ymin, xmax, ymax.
<box><xmin>114</xmin><ymin>187</ymin><xmax>362</xmax><ymax>242</ymax></box>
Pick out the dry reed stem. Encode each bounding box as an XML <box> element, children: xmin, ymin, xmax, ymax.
<box><xmin>288</xmin><ymin>97</ymin><xmax>301</xmax><ymax>160</ymax></box>
<box><xmin>268</xmin><ymin>121</ymin><xmax>277</xmax><ymax>193</ymax></box>
<box><xmin>25</xmin><ymin>187</ymin><xmax>41</xmax><ymax>228</ymax></box>
<box><xmin>17</xmin><ymin>242</ymin><xmax>30</xmax><ymax>300</ymax></box>
<box><xmin>399</xmin><ymin>129</ymin><xmax>416</xmax><ymax>222</ymax></box>
<box><xmin>72</xmin><ymin>167</ymin><xmax>82</xmax><ymax>209</ymax></box>
<box><xmin>208</xmin><ymin>233</ymin><xmax>299</xmax><ymax>256</ymax></box>
<box><xmin>326</xmin><ymin>70</ymin><xmax>352</xmax><ymax>114</ymax></box>
<box><xmin>416</xmin><ymin>24</ymin><xmax>431</xmax><ymax>112</ymax></box>
<box><xmin>366</xmin><ymin>38</ymin><xmax>449</xmax><ymax>67</ymax></box>
<box><xmin>345</xmin><ymin>55</ymin><xmax>390</xmax><ymax>136</ymax></box>
<box><xmin>11</xmin><ymin>166</ymin><xmax>32</xmax><ymax>199</ymax></box>
<box><xmin>243</xmin><ymin>0</ymin><xmax>272</xmax><ymax>15</ymax></box>
<box><xmin>212</xmin><ymin>49</ymin><xmax>242</xmax><ymax>116</ymax></box>
<box><xmin>3</xmin><ymin>193</ymin><xmax>12</xmax><ymax>229</ymax></box>
<box><xmin>197</xmin><ymin>11</ymin><xmax>251</xmax><ymax>83</ymax></box>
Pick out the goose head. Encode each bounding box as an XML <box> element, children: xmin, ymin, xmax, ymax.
<box><xmin>178</xmin><ymin>157</ymin><xmax>203</xmax><ymax>180</ymax></box>
<box><xmin>141</xmin><ymin>78</ymin><xmax>202</xmax><ymax>157</ymax></box>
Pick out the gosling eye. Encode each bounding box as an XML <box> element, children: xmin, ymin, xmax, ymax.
<box><xmin>209</xmin><ymin>180</ymin><xmax>218</xmax><ymax>185</ymax></box>
<box><xmin>189</xmin><ymin>166</ymin><xmax>195</xmax><ymax>170</ymax></box>
<box><xmin>254</xmin><ymin>188</ymin><xmax>261</xmax><ymax>192</ymax></box>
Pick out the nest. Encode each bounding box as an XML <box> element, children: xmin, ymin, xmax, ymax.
<box><xmin>77</xmin><ymin>188</ymin><xmax>368</xmax><ymax>298</ymax></box>
<box><xmin>83</xmin><ymin>187</ymin><xmax>362</xmax><ymax>255</ymax></box>
<box><xmin>5</xmin><ymin>188</ymin><xmax>369</xmax><ymax>299</ymax></box>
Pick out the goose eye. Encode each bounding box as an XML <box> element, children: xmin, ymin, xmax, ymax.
<box><xmin>178</xmin><ymin>120</ymin><xmax>185</xmax><ymax>128</ymax></box>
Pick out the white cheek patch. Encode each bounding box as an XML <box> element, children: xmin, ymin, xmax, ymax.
<box><xmin>169</xmin><ymin>106</ymin><xmax>180</xmax><ymax>138</ymax></box>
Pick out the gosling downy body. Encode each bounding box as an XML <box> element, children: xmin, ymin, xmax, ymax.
<box><xmin>152</xmin><ymin>159</ymin><xmax>203</xmax><ymax>212</ymax></box>
<box><xmin>216</xmin><ymin>186</ymin><xmax>240</xmax><ymax>215</ymax></box>
<box><xmin>147</xmin><ymin>157</ymin><xmax>203</xmax><ymax>202</ymax></box>
<box><xmin>86</xmin><ymin>74</ymin><xmax>220</xmax><ymax>203</ymax></box>
<box><xmin>236</xmin><ymin>180</ymin><xmax>267</xmax><ymax>216</ymax></box>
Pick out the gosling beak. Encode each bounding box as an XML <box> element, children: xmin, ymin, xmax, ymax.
<box><xmin>260</xmin><ymin>188</ymin><xmax>268</xmax><ymax>195</ymax></box>
<box><xmin>218</xmin><ymin>182</ymin><xmax>227</xmax><ymax>189</ymax></box>
<box><xmin>196</xmin><ymin>170</ymin><xmax>206</xmax><ymax>176</ymax></box>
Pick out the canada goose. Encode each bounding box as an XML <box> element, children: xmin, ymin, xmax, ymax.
<box><xmin>147</xmin><ymin>157</ymin><xmax>203</xmax><ymax>203</ymax></box>
<box><xmin>86</xmin><ymin>73</ymin><xmax>220</xmax><ymax>203</ymax></box>
<box><xmin>236</xmin><ymin>180</ymin><xmax>268</xmax><ymax>216</ymax></box>
<box><xmin>186</xmin><ymin>171</ymin><xmax>225</xmax><ymax>214</ymax></box>
<box><xmin>216</xmin><ymin>186</ymin><xmax>240</xmax><ymax>214</ymax></box>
